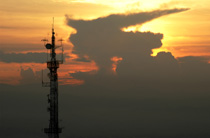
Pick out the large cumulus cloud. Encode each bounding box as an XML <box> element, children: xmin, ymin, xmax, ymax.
<box><xmin>62</xmin><ymin>8</ymin><xmax>210</xmax><ymax>138</ymax></box>
<box><xmin>67</xmin><ymin>9</ymin><xmax>189</xmax><ymax>79</ymax></box>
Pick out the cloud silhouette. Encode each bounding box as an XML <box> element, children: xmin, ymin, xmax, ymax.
<box><xmin>0</xmin><ymin>51</ymin><xmax>68</xmax><ymax>63</ymax></box>
<box><xmin>67</xmin><ymin>8</ymin><xmax>189</xmax><ymax>73</ymax></box>
<box><xmin>62</xmin><ymin>9</ymin><xmax>210</xmax><ymax>137</ymax></box>
<box><xmin>66</xmin><ymin>8</ymin><xmax>201</xmax><ymax>85</ymax></box>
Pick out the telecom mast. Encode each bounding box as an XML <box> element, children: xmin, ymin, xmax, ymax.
<box><xmin>42</xmin><ymin>19</ymin><xmax>63</xmax><ymax>138</ymax></box>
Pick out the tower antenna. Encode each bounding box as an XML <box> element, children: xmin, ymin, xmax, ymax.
<box><xmin>52</xmin><ymin>17</ymin><xmax>54</xmax><ymax>31</ymax></box>
<box><xmin>42</xmin><ymin>18</ymin><xmax>63</xmax><ymax>138</ymax></box>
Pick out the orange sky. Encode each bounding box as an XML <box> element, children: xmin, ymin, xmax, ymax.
<box><xmin>1</xmin><ymin>0</ymin><xmax>210</xmax><ymax>85</ymax></box>
<box><xmin>1</xmin><ymin>0</ymin><xmax>210</xmax><ymax>55</ymax></box>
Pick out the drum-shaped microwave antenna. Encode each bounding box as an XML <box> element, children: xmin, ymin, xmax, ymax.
<box><xmin>45</xmin><ymin>43</ymin><xmax>52</xmax><ymax>49</ymax></box>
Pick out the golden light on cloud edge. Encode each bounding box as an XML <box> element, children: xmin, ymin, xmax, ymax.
<box><xmin>121</xmin><ymin>26</ymin><xmax>141</xmax><ymax>33</ymax></box>
<box><xmin>151</xmin><ymin>47</ymin><xmax>170</xmax><ymax>57</ymax></box>
<box><xmin>111</xmin><ymin>56</ymin><xmax>123</xmax><ymax>73</ymax></box>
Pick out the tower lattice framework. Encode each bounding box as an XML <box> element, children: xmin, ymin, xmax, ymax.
<box><xmin>43</xmin><ymin>23</ymin><xmax>62</xmax><ymax>138</ymax></box>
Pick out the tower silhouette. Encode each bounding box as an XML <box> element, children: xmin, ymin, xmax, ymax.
<box><xmin>42</xmin><ymin>20</ymin><xmax>63</xmax><ymax>138</ymax></box>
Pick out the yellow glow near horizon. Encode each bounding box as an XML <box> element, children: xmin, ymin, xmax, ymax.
<box><xmin>122</xmin><ymin>6</ymin><xmax>210</xmax><ymax>58</ymax></box>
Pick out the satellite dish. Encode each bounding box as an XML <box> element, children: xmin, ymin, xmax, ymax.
<box><xmin>45</xmin><ymin>43</ymin><xmax>52</xmax><ymax>49</ymax></box>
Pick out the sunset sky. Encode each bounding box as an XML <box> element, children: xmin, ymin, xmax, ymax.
<box><xmin>2</xmin><ymin>0</ymin><xmax>210</xmax><ymax>138</ymax></box>
<box><xmin>1</xmin><ymin>0</ymin><xmax>210</xmax><ymax>54</ymax></box>
<box><xmin>1</xmin><ymin>0</ymin><xmax>210</xmax><ymax>85</ymax></box>
<box><xmin>0</xmin><ymin>0</ymin><xmax>209</xmax><ymax>86</ymax></box>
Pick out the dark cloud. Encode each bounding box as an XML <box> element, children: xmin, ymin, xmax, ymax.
<box><xmin>67</xmin><ymin>8</ymin><xmax>189</xmax><ymax>73</ymax></box>
<box><xmin>0</xmin><ymin>51</ymin><xmax>68</xmax><ymax>63</ymax></box>
<box><xmin>0</xmin><ymin>43</ymin><xmax>43</xmax><ymax>52</ymax></box>
<box><xmin>178</xmin><ymin>56</ymin><xmax>210</xmax><ymax>82</ymax></box>
<box><xmin>20</xmin><ymin>67</ymin><xmax>36</xmax><ymax>84</ymax></box>
<box><xmin>63</xmin><ymin>8</ymin><xmax>210</xmax><ymax>137</ymax></box>
<box><xmin>68</xmin><ymin>8</ymin><xmax>189</xmax><ymax>31</ymax></box>
<box><xmin>19</xmin><ymin>67</ymin><xmax>43</xmax><ymax>84</ymax></box>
